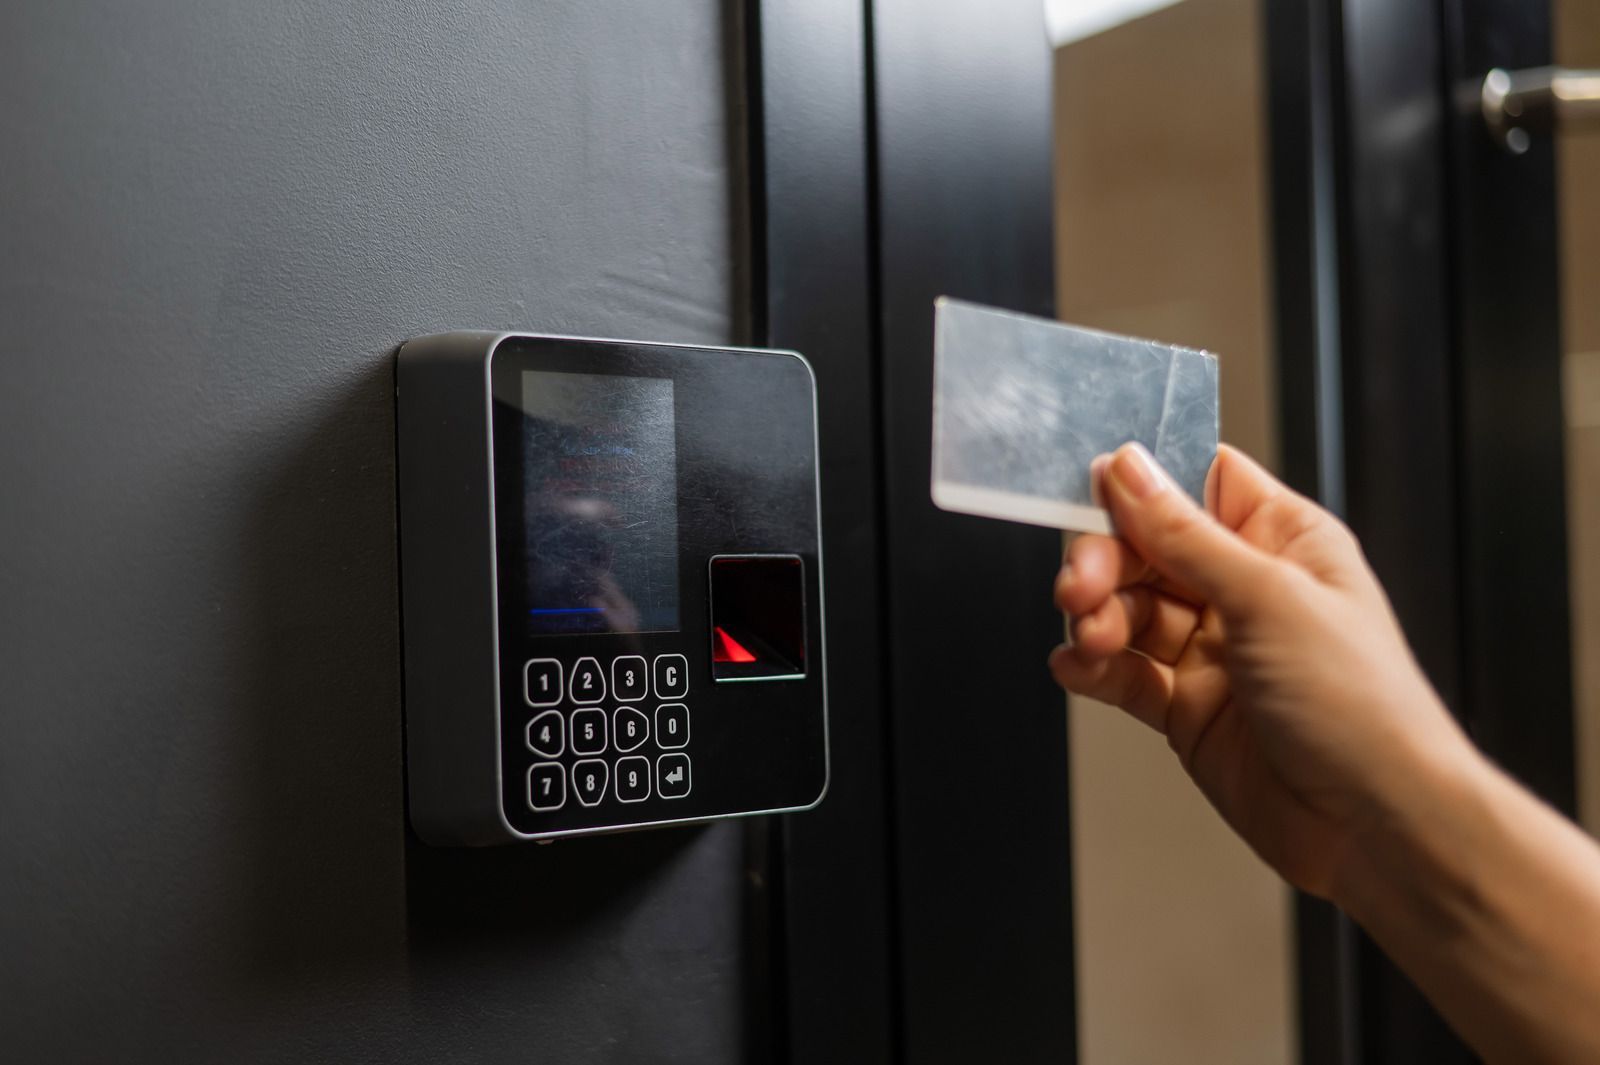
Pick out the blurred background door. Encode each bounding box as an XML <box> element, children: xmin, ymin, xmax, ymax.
<box><xmin>1057</xmin><ymin>0</ymin><xmax>1595</xmax><ymax>1062</ymax></box>
<box><xmin>1551</xmin><ymin>0</ymin><xmax>1600</xmax><ymax>849</ymax></box>
<box><xmin>1281</xmin><ymin>0</ymin><xmax>1593</xmax><ymax>1063</ymax></box>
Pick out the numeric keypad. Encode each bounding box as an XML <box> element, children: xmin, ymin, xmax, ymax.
<box><xmin>519</xmin><ymin>653</ymin><xmax>695</xmax><ymax>814</ymax></box>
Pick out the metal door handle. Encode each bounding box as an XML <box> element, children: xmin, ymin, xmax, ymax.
<box><xmin>1482</xmin><ymin>66</ymin><xmax>1600</xmax><ymax>153</ymax></box>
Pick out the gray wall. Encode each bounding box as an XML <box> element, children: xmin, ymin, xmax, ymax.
<box><xmin>0</xmin><ymin>1</ymin><xmax>755</xmax><ymax>1060</ymax></box>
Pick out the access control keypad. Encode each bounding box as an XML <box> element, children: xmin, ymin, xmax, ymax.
<box><xmin>398</xmin><ymin>333</ymin><xmax>828</xmax><ymax>846</ymax></box>
<box><xmin>520</xmin><ymin>653</ymin><xmax>693</xmax><ymax>815</ymax></box>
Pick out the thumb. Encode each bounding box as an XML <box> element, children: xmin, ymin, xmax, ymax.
<box><xmin>1098</xmin><ymin>442</ymin><xmax>1274</xmax><ymax>613</ymax></box>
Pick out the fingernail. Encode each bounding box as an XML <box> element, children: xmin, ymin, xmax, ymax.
<box><xmin>1109</xmin><ymin>442</ymin><xmax>1170</xmax><ymax>500</ymax></box>
<box><xmin>1089</xmin><ymin>454</ymin><xmax>1110</xmax><ymax>508</ymax></box>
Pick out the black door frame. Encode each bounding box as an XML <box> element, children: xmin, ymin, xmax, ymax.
<box><xmin>747</xmin><ymin>2</ymin><xmax>1076</xmax><ymax>1062</ymax></box>
<box><xmin>743</xmin><ymin>1</ymin><xmax>897</xmax><ymax>1062</ymax></box>
<box><xmin>870</xmin><ymin>1</ymin><xmax>1075</xmax><ymax>1062</ymax></box>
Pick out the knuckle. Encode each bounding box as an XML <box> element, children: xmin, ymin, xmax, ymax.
<box><xmin>1275</xmin><ymin>495</ymin><xmax>1359</xmax><ymax>556</ymax></box>
<box><xmin>1325</xmin><ymin>514</ymin><xmax>1364</xmax><ymax>556</ymax></box>
<box><xmin>1263</xmin><ymin>496</ymin><xmax>1322</xmax><ymax>544</ymax></box>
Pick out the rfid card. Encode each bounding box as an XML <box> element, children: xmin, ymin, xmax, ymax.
<box><xmin>931</xmin><ymin>297</ymin><xmax>1219</xmax><ymax>534</ymax></box>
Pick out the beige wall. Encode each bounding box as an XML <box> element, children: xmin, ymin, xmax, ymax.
<box><xmin>1555</xmin><ymin>0</ymin><xmax>1600</xmax><ymax>835</ymax></box>
<box><xmin>1054</xmin><ymin>1</ymin><xmax>1293</xmax><ymax>1063</ymax></box>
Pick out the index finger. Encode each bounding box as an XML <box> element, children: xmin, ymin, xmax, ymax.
<box><xmin>1055</xmin><ymin>533</ymin><xmax>1154</xmax><ymax>616</ymax></box>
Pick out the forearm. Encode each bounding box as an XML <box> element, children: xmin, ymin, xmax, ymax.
<box><xmin>1337</xmin><ymin>743</ymin><xmax>1600</xmax><ymax>1064</ymax></box>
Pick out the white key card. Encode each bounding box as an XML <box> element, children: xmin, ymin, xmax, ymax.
<box><xmin>931</xmin><ymin>297</ymin><xmax>1218</xmax><ymax>534</ymax></box>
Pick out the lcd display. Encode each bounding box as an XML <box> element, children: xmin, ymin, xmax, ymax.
<box><xmin>520</xmin><ymin>371</ymin><xmax>679</xmax><ymax>635</ymax></box>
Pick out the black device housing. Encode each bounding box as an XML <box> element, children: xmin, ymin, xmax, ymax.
<box><xmin>396</xmin><ymin>331</ymin><xmax>828</xmax><ymax>844</ymax></box>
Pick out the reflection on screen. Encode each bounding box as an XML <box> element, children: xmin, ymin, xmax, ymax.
<box><xmin>521</xmin><ymin>371</ymin><xmax>679</xmax><ymax>635</ymax></box>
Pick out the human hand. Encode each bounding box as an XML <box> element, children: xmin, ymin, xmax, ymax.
<box><xmin>1049</xmin><ymin>442</ymin><xmax>1480</xmax><ymax>900</ymax></box>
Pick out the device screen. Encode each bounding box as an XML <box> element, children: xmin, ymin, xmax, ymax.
<box><xmin>519</xmin><ymin>370</ymin><xmax>680</xmax><ymax>635</ymax></box>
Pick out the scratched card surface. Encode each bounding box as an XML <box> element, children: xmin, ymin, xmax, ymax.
<box><xmin>931</xmin><ymin>297</ymin><xmax>1219</xmax><ymax>535</ymax></box>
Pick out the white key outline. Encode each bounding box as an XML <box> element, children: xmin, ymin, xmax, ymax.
<box><xmin>524</xmin><ymin>709</ymin><xmax>565</xmax><ymax>758</ymax></box>
<box><xmin>655</xmin><ymin>753</ymin><xmax>692</xmax><ymax>799</ymax></box>
<box><xmin>572</xmin><ymin>759</ymin><xmax>609</xmax><ymax>808</ymax></box>
<box><xmin>527</xmin><ymin>762</ymin><xmax>566</xmax><ymax>811</ymax></box>
<box><xmin>614</xmin><ymin>755</ymin><xmax>652</xmax><ymax>803</ymax></box>
<box><xmin>652</xmin><ymin>653</ymin><xmax>689</xmax><ymax>699</ymax></box>
<box><xmin>613</xmin><ymin>706</ymin><xmax>650</xmax><ymax>752</ymax></box>
<box><xmin>654</xmin><ymin>703</ymin><xmax>690</xmax><ymax>750</ymax></box>
<box><xmin>569</xmin><ymin>707</ymin><xmax>608</xmax><ymax>756</ymax></box>
<box><xmin>524</xmin><ymin>658</ymin><xmax>563</xmax><ymax>707</ymax></box>
<box><xmin>611</xmin><ymin>655</ymin><xmax>648</xmax><ymax>702</ymax></box>
<box><xmin>569</xmin><ymin>656</ymin><xmax>607</xmax><ymax>704</ymax></box>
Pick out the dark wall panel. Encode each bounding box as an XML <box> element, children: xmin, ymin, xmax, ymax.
<box><xmin>872</xmin><ymin>2</ymin><xmax>1076</xmax><ymax>1061</ymax></box>
<box><xmin>0</xmin><ymin>2</ymin><xmax>755</xmax><ymax>1061</ymax></box>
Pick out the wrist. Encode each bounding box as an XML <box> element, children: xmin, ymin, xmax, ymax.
<box><xmin>1329</xmin><ymin>714</ymin><xmax>1497</xmax><ymax>929</ymax></box>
